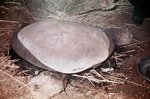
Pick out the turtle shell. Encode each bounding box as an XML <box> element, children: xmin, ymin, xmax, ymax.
<box><xmin>11</xmin><ymin>19</ymin><xmax>114</xmax><ymax>74</ymax></box>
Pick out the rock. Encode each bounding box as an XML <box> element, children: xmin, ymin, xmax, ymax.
<box><xmin>11</xmin><ymin>18</ymin><xmax>114</xmax><ymax>74</ymax></box>
<box><xmin>29</xmin><ymin>71</ymin><xmax>66</xmax><ymax>99</ymax></box>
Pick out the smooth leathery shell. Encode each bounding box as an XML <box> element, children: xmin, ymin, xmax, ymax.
<box><xmin>11</xmin><ymin>19</ymin><xmax>114</xmax><ymax>74</ymax></box>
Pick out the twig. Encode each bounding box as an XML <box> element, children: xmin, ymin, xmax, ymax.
<box><xmin>0</xmin><ymin>69</ymin><xmax>31</xmax><ymax>89</ymax></box>
<box><xmin>4</xmin><ymin>65</ymin><xmax>19</xmax><ymax>69</ymax></box>
<box><xmin>123</xmin><ymin>50</ymin><xmax>135</xmax><ymax>54</ymax></box>
<box><xmin>0</xmin><ymin>28</ymin><xmax>13</xmax><ymax>30</ymax></box>
<box><xmin>113</xmin><ymin>52</ymin><xmax>119</xmax><ymax>68</ymax></box>
<box><xmin>124</xmin><ymin>40</ymin><xmax>150</xmax><ymax>47</ymax></box>
<box><xmin>0</xmin><ymin>20</ymin><xmax>18</xmax><ymax>23</ymax></box>
<box><xmin>0</xmin><ymin>33</ymin><xmax>6</xmax><ymax>37</ymax></box>
<box><xmin>114</xmin><ymin>52</ymin><xmax>127</xmax><ymax>58</ymax></box>
<box><xmin>0</xmin><ymin>30</ymin><xmax>13</xmax><ymax>32</ymax></box>
<box><xmin>135</xmin><ymin>45</ymin><xmax>148</xmax><ymax>53</ymax></box>
<box><xmin>116</xmin><ymin>58</ymin><xmax>122</xmax><ymax>61</ymax></box>
<box><xmin>113</xmin><ymin>54</ymin><xmax>127</xmax><ymax>58</ymax></box>
<box><xmin>0</xmin><ymin>53</ymin><xmax>5</xmax><ymax>59</ymax></box>
<box><xmin>126</xmin><ymin>80</ymin><xmax>143</xmax><ymax>87</ymax></box>
<box><xmin>0</xmin><ymin>6</ymin><xmax>10</xmax><ymax>10</ymax></box>
<box><xmin>133</xmin><ymin>39</ymin><xmax>148</xmax><ymax>46</ymax></box>
<box><xmin>72</xmin><ymin>74</ymin><xmax>124</xmax><ymax>84</ymax></box>
<box><xmin>17</xmin><ymin>82</ymin><xmax>32</xmax><ymax>90</ymax></box>
<box><xmin>90</xmin><ymin>69</ymin><xmax>106</xmax><ymax>80</ymax></box>
<box><xmin>107</xmin><ymin>75</ymin><xmax>142</xmax><ymax>87</ymax></box>
<box><xmin>4</xmin><ymin>2</ymin><xmax>21</xmax><ymax>5</ymax></box>
<box><xmin>6</xmin><ymin>32</ymin><xmax>10</xmax><ymax>55</ymax></box>
<box><xmin>0</xmin><ymin>55</ymin><xmax>10</xmax><ymax>65</ymax></box>
<box><xmin>0</xmin><ymin>79</ymin><xmax>7</xmax><ymax>83</ymax></box>
<box><xmin>108</xmin><ymin>60</ymin><xmax>111</xmax><ymax>67</ymax></box>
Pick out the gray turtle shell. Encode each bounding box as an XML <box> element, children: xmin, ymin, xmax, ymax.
<box><xmin>11</xmin><ymin>19</ymin><xmax>114</xmax><ymax>74</ymax></box>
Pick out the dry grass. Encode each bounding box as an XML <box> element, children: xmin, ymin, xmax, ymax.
<box><xmin>71</xmin><ymin>49</ymin><xmax>143</xmax><ymax>87</ymax></box>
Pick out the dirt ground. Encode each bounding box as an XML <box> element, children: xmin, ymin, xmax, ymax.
<box><xmin>0</xmin><ymin>1</ymin><xmax>150</xmax><ymax>99</ymax></box>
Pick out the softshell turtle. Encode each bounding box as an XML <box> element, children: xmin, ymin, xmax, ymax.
<box><xmin>11</xmin><ymin>19</ymin><xmax>114</xmax><ymax>74</ymax></box>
